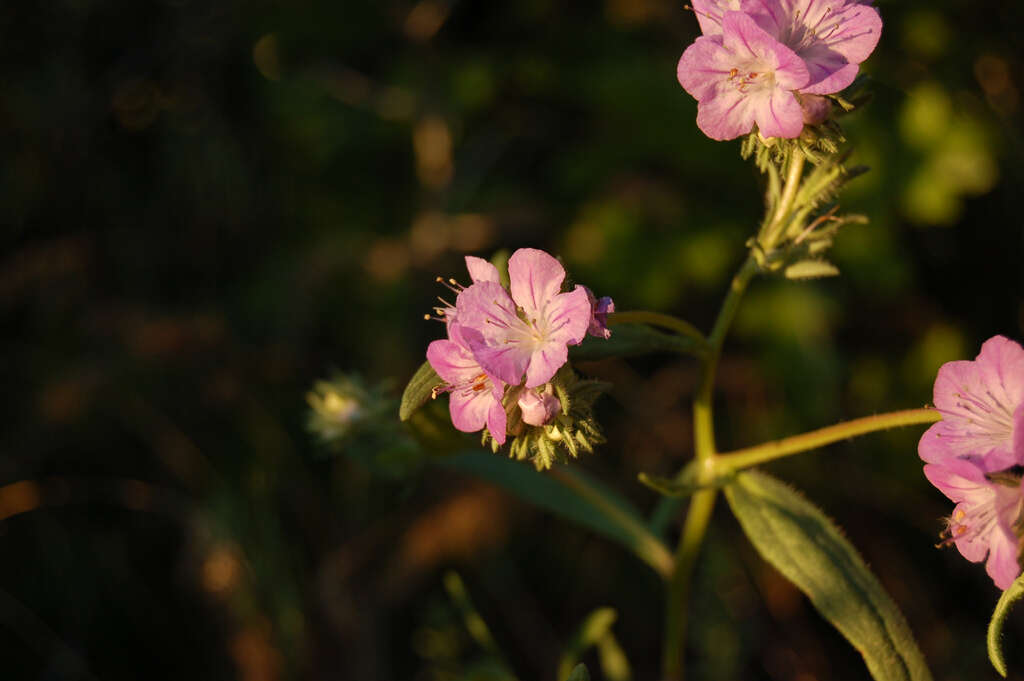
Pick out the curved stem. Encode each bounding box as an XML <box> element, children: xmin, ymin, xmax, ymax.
<box><xmin>608</xmin><ymin>310</ymin><xmax>708</xmax><ymax>349</ymax></box>
<box><xmin>762</xmin><ymin>151</ymin><xmax>806</xmax><ymax>249</ymax></box>
<box><xmin>662</xmin><ymin>255</ymin><xmax>758</xmax><ymax>680</ymax></box>
<box><xmin>661</xmin><ymin>487</ymin><xmax>716</xmax><ymax>678</ymax></box>
<box><xmin>692</xmin><ymin>256</ymin><xmax>759</xmax><ymax>459</ymax></box>
<box><xmin>712</xmin><ymin>408</ymin><xmax>941</xmax><ymax>474</ymax></box>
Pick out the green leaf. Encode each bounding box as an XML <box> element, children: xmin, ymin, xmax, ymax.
<box><xmin>439</xmin><ymin>451</ymin><xmax>674</xmax><ymax>578</ymax></box>
<box><xmin>565</xmin><ymin>664</ymin><xmax>590</xmax><ymax>681</ymax></box>
<box><xmin>570</xmin><ymin>324</ymin><xmax>705</xmax><ymax>361</ymax></box>
<box><xmin>987</xmin><ymin>572</ymin><xmax>1024</xmax><ymax>677</ymax></box>
<box><xmin>557</xmin><ymin>608</ymin><xmax>616</xmax><ymax>681</ymax></box>
<box><xmin>724</xmin><ymin>471</ymin><xmax>933</xmax><ymax>681</ymax></box>
<box><xmin>443</xmin><ymin>571</ymin><xmax>503</xmax><ymax>658</ymax></box>
<box><xmin>784</xmin><ymin>259</ymin><xmax>840</xmax><ymax>280</ymax></box>
<box><xmin>399</xmin><ymin>361</ymin><xmax>441</xmax><ymax>421</ymax></box>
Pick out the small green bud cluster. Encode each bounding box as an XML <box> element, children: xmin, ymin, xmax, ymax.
<box><xmin>482</xmin><ymin>366</ymin><xmax>611</xmax><ymax>471</ymax></box>
<box><xmin>308</xmin><ymin>373</ymin><xmax>423</xmax><ymax>476</ymax></box>
<box><xmin>740</xmin><ymin>83</ymin><xmax>875</xmax><ymax>282</ymax></box>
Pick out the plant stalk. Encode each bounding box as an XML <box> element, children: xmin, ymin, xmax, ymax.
<box><xmin>711</xmin><ymin>408</ymin><xmax>941</xmax><ymax>474</ymax></box>
<box><xmin>661</xmin><ymin>255</ymin><xmax>758</xmax><ymax>680</ymax></box>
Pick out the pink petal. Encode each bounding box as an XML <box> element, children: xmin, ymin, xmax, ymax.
<box><xmin>810</xmin><ymin>0</ymin><xmax>882</xmax><ymax>66</ymax></box>
<box><xmin>677</xmin><ymin>35</ymin><xmax>732</xmax><ymax>102</ymax></box>
<box><xmin>800</xmin><ymin>59</ymin><xmax>859</xmax><ymax>95</ymax></box>
<box><xmin>508</xmin><ymin>248</ymin><xmax>567</xmax><ymax>319</ymax></box>
<box><xmin>465</xmin><ymin>255</ymin><xmax>501</xmax><ymax>284</ymax></box>
<box><xmin>977</xmin><ymin>336</ymin><xmax>1024</xmax><ymax>407</ymax></box>
<box><xmin>1015</xmin><ymin>403</ymin><xmax>1024</xmax><ymax>464</ymax></box>
<box><xmin>487</xmin><ymin>399</ymin><xmax>508</xmax><ymax>444</ymax></box>
<box><xmin>525</xmin><ymin>343</ymin><xmax>569</xmax><ymax>389</ymax></box>
<box><xmin>755</xmin><ymin>87</ymin><xmax>804</xmax><ymax>138</ymax></box>
<box><xmin>427</xmin><ymin>338</ymin><xmax>482</xmax><ymax>386</ymax></box>
<box><xmin>923</xmin><ymin>460</ymin><xmax>990</xmax><ymax>504</ymax></box>
<box><xmin>691</xmin><ymin>0</ymin><xmax>744</xmax><ymax>35</ymax></box>
<box><xmin>985</xmin><ymin>527</ymin><xmax>1022</xmax><ymax>590</ymax></box>
<box><xmin>449</xmin><ymin>385</ymin><xmax>498</xmax><ymax>434</ymax></box>
<box><xmin>543</xmin><ymin>286</ymin><xmax>591</xmax><ymax>347</ymax></box>
<box><xmin>696</xmin><ymin>84</ymin><xmax>759</xmax><ymax>141</ymax></box>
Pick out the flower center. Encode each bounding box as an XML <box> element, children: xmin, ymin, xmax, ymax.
<box><xmin>726</xmin><ymin>63</ymin><xmax>774</xmax><ymax>94</ymax></box>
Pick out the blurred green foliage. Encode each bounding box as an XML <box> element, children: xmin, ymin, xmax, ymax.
<box><xmin>1</xmin><ymin>0</ymin><xmax>1022</xmax><ymax>679</ymax></box>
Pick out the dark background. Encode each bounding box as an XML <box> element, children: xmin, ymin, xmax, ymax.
<box><xmin>2</xmin><ymin>0</ymin><xmax>1023</xmax><ymax>679</ymax></box>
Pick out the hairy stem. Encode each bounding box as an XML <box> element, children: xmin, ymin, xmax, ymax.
<box><xmin>662</xmin><ymin>255</ymin><xmax>758</xmax><ymax>680</ymax></box>
<box><xmin>712</xmin><ymin>408</ymin><xmax>941</xmax><ymax>474</ymax></box>
<box><xmin>762</xmin><ymin>151</ymin><xmax>806</xmax><ymax>249</ymax></box>
<box><xmin>692</xmin><ymin>256</ymin><xmax>759</xmax><ymax>459</ymax></box>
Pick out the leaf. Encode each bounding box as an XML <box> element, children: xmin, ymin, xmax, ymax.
<box><xmin>443</xmin><ymin>571</ymin><xmax>503</xmax><ymax>658</ymax></box>
<box><xmin>439</xmin><ymin>451</ymin><xmax>674</xmax><ymax>578</ymax></box>
<box><xmin>987</xmin><ymin>572</ymin><xmax>1024</xmax><ymax>677</ymax></box>
<box><xmin>784</xmin><ymin>259</ymin><xmax>840</xmax><ymax>280</ymax></box>
<box><xmin>565</xmin><ymin>664</ymin><xmax>590</xmax><ymax>681</ymax></box>
<box><xmin>399</xmin><ymin>360</ymin><xmax>441</xmax><ymax>421</ymax></box>
<box><xmin>557</xmin><ymin>608</ymin><xmax>631</xmax><ymax>681</ymax></box>
<box><xmin>570</xmin><ymin>324</ymin><xmax>705</xmax><ymax>361</ymax></box>
<box><xmin>724</xmin><ymin>471</ymin><xmax>933</xmax><ymax>681</ymax></box>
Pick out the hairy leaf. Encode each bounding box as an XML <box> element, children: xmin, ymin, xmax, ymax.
<box><xmin>570</xmin><ymin>324</ymin><xmax>705</xmax><ymax>361</ymax></box>
<box><xmin>988</xmin><ymin>572</ymin><xmax>1024</xmax><ymax>677</ymax></box>
<box><xmin>725</xmin><ymin>470</ymin><xmax>933</xmax><ymax>681</ymax></box>
<box><xmin>784</xmin><ymin>259</ymin><xmax>840</xmax><ymax>280</ymax></box>
<box><xmin>399</xmin><ymin>360</ymin><xmax>441</xmax><ymax>421</ymax></box>
<box><xmin>440</xmin><ymin>451</ymin><xmax>673</xmax><ymax>578</ymax></box>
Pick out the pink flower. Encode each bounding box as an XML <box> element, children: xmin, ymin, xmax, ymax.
<box><xmin>744</xmin><ymin>0</ymin><xmax>882</xmax><ymax>95</ymax></box>
<box><xmin>679</xmin><ymin>1</ymin><xmax>881</xmax><ymax>139</ymax></box>
<box><xmin>919</xmin><ymin>335</ymin><xmax>1024</xmax><ymax>589</ymax></box>
<box><xmin>455</xmin><ymin>248</ymin><xmax>591</xmax><ymax>389</ymax></box>
<box><xmin>677</xmin><ymin>11</ymin><xmax>810</xmax><ymax>141</ymax></box>
<box><xmin>919</xmin><ymin>336</ymin><xmax>1024</xmax><ymax>472</ymax></box>
<box><xmin>426</xmin><ymin>322</ymin><xmax>508</xmax><ymax>444</ymax></box>
<box><xmin>924</xmin><ymin>458</ymin><xmax>1024</xmax><ymax>589</ymax></box>
<box><xmin>518</xmin><ymin>384</ymin><xmax>562</xmax><ymax>426</ymax></box>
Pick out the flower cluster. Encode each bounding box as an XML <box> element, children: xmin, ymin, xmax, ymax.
<box><xmin>426</xmin><ymin>248</ymin><xmax>614</xmax><ymax>467</ymax></box>
<box><xmin>677</xmin><ymin>0</ymin><xmax>882</xmax><ymax>141</ymax></box>
<box><xmin>919</xmin><ymin>336</ymin><xmax>1024</xmax><ymax>589</ymax></box>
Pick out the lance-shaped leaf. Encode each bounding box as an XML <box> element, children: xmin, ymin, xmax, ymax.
<box><xmin>570</xmin><ymin>324</ymin><xmax>706</xmax><ymax>361</ymax></box>
<box><xmin>784</xmin><ymin>259</ymin><xmax>840</xmax><ymax>280</ymax></box>
<box><xmin>440</xmin><ymin>451</ymin><xmax>674</xmax><ymax>578</ymax></box>
<box><xmin>399</xmin><ymin>360</ymin><xmax>442</xmax><ymax>421</ymax></box>
<box><xmin>565</xmin><ymin>664</ymin><xmax>591</xmax><ymax>681</ymax></box>
<box><xmin>724</xmin><ymin>470</ymin><xmax>933</xmax><ymax>681</ymax></box>
<box><xmin>988</xmin><ymin>572</ymin><xmax>1024</xmax><ymax>677</ymax></box>
<box><xmin>557</xmin><ymin>608</ymin><xmax>631</xmax><ymax>681</ymax></box>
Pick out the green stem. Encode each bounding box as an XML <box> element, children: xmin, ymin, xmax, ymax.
<box><xmin>762</xmin><ymin>151</ymin><xmax>806</xmax><ymax>249</ymax></box>
<box><xmin>692</xmin><ymin>256</ymin><xmax>759</xmax><ymax>459</ymax></box>
<box><xmin>662</xmin><ymin>255</ymin><xmax>758</xmax><ymax>680</ymax></box>
<box><xmin>661</xmin><ymin>487</ymin><xmax>716</xmax><ymax>679</ymax></box>
<box><xmin>549</xmin><ymin>468</ymin><xmax>676</xmax><ymax>579</ymax></box>
<box><xmin>608</xmin><ymin>310</ymin><xmax>708</xmax><ymax>349</ymax></box>
<box><xmin>712</xmin><ymin>408</ymin><xmax>941</xmax><ymax>474</ymax></box>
